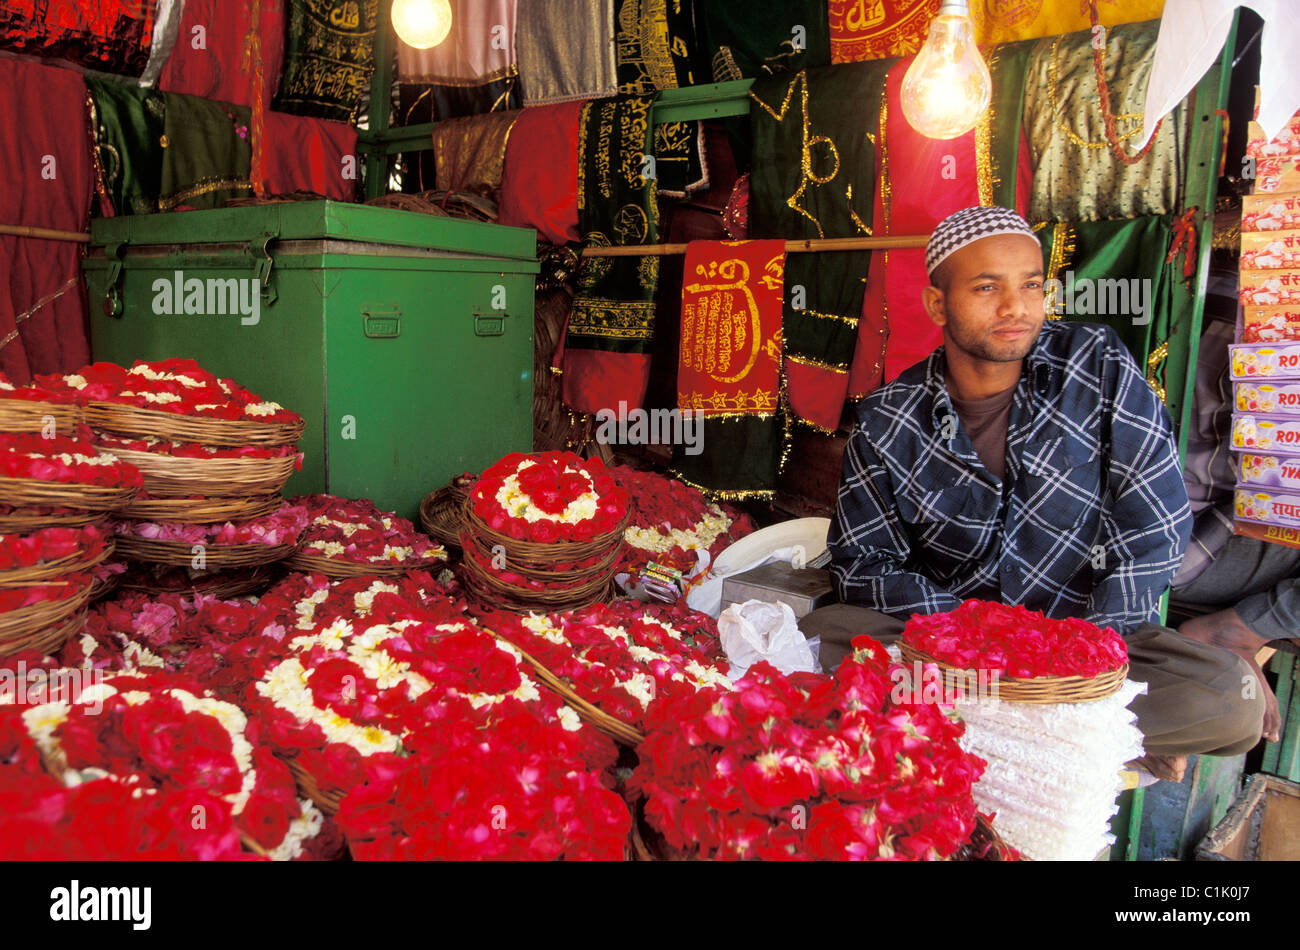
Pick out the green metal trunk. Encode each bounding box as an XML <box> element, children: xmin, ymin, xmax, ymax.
<box><xmin>84</xmin><ymin>200</ymin><xmax>538</xmax><ymax>520</ymax></box>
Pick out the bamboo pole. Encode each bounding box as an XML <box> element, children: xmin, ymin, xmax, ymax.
<box><xmin>0</xmin><ymin>224</ymin><xmax>90</xmax><ymax>244</ymax></box>
<box><xmin>581</xmin><ymin>233</ymin><xmax>931</xmax><ymax>257</ymax></box>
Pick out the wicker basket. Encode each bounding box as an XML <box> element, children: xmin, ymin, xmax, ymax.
<box><xmin>105</xmin><ymin>447</ymin><xmax>299</xmax><ymax>498</ymax></box>
<box><xmin>0</xmin><ymin>399</ymin><xmax>83</xmax><ymax>436</ymax></box>
<box><xmin>0</xmin><ymin>611</ymin><xmax>84</xmax><ymax>658</ymax></box>
<box><xmin>113</xmin><ymin>536</ymin><xmax>296</xmax><ymax>569</ymax></box>
<box><xmin>419</xmin><ymin>485</ymin><xmax>469</xmax><ymax>550</ymax></box>
<box><xmin>119</xmin><ymin>566</ymin><xmax>278</xmax><ymax>600</ymax></box>
<box><xmin>0</xmin><ymin>582</ymin><xmax>92</xmax><ymax>655</ymax></box>
<box><xmin>283</xmin><ymin>756</ymin><xmax>346</xmax><ymax>817</ymax></box>
<box><xmin>897</xmin><ymin>641</ymin><xmax>1128</xmax><ymax>704</ymax></box>
<box><xmin>283</xmin><ymin>551</ymin><xmax>442</xmax><ymax>579</ymax></box>
<box><xmin>0</xmin><ymin>509</ymin><xmax>109</xmax><ymax>532</ymax></box>
<box><xmin>89</xmin><ymin>569</ymin><xmax>124</xmax><ymax>602</ymax></box>
<box><xmin>0</xmin><ymin>476</ymin><xmax>137</xmax><ymax>512</ymax></box>
<box><xmin>119</xmin><ymin>493</ymin><xmax>283</xmax><ymax>525</ymax></box>
<box><xmin>0</xmin><ymin>543</ymin><xmax>112</xmax><ymax>588</ymax></box>
<box><xmin>489</xmin><ymin>630</ymin><xmax>644</xmax><ymax>745</ymax></box>
<box><xmin>85</xmin><ymin>402</ymin><xmax>305</xmax><ymax>447</ymax></box>
<box><xmin>458</xmin><ymin>497</ymin><xmax>628</xmax><ymax>613</ymax></box>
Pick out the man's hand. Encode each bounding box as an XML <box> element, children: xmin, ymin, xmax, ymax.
<box><xmin>1178</xmin><ymin>608</ymin><xmax>1281</xmax><ymax>743</ymax></box>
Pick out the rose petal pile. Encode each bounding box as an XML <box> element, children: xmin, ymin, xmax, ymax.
<box><xmin>902</xmin><ymin>600</ymin><xmax>1129</xmax><ymax>679</ymax></box>
<box><xmin>470</xmin><ymin>452</ymin><xmax>628</xmax><ymax>542</ymax></box>
<box><xmin>630</xmin><ymin>638</ymin><xmax>986</xmax><ymax>860</ymax></box>
<box><xmin>0</xmin><ymin>525</ymin><xmax>108</xmax><ymax>572</ymax></box>
<box><xmin>37</xmin><ymin>359</ymin><xmax>301</xmax><ymax>424</ymax></box>
<box><xmin>0</xmin><ymin>372</ymin><xmax>78</xmax><ymax>404</ymax></box>
<box><xmin>110</xmin><ymin>502</ymin><xmax>309</xmax><ymax>547</ymax></box>
<box><xmin>0</xmin><ymin>574</ymin><xmax>92</xmax><ymax>613</ymax></box>
<box><xmin>488</xmin><ymin>600</ymin><xmax>731</xmax><ymax>732</ymax></box>
<box><xmin>0</xmin><ymin>433</ymin><xmax>142</xmax><ymax>488</ymax></box>
<box><xmin>291</xmin><ymin>494</ymin><xmax>446</xmax><ymax>566</ymax></box>
<box><xmin>612</xmin><ymin>466</ymin><xmax>757</xmax><ymax>578</ymax></box>
<box><xmin>5</xmin><ymin>669</ymin><xmax>341</xmax><ymax>860</ymax></box>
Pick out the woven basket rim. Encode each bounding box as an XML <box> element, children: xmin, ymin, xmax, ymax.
<box><xmin>462</xmin><ymin>496</ymin><xmax>629</xmax><ymax>559</ymax></box>
<box><xmin>0</xmin><ymin>476</ymin><xmax>138</xmax><ymax>511</ymax></box>
<box><xmin>283</xmin><ymin>551</ymin><xmax>439</xmax><ymax>578</ymax></box>
<box><xmin>459</xmin><ymin>530</ymin><xmax>623</xmax><ymax>582</ymax></box>
<box><xmin>0</xmin><ymin>611</ymin><xmax>85</xmax><ymax>658</ymax></box>
<box><xmin>85</xmin><ymin>402</ymin><xmax>306</xmax><ymax>446</ymax></box>
<box><xmin>120</xmin><ymin>493</ymin><xmax>283</xmax><ymax>524</ymax></box>
<box><xmin>282</xmin><ymin>755</ymin><xmax>345</xmax><ymax>816</ymax></box>
<box><xmin>0</xmin><ymin>583</ymin><xmax>92</xmax><ymax>641</ymax></box>
<box><xmin>897</xmin><ymin>641</ymin><xmax>1128</xmax><ymax>704</ymax></box>
<box><xmin>419</xmin><ymin>486</ymin><xmax>468</xmax><ymax>547</ymax></box>
<box><xmin>114</xmin><ymin>536</ymin><xmax>297</xmax><ymax>568</ymax></box>
<box><xmin>460</xmin><ymin>551</ymin><xmax>616</xmax><ymax>610</ymax></box>
<box><xmin>0</xmin><ymin>544</ymin><xmax>111</xmax><ymax>587</ymax></box>
<box><xmin>488</xmin><ymin>629</ymin><xmax>644</xmax><ymax>745</ymax></box>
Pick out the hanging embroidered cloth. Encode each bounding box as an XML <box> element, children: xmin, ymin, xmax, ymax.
<box><xmin>273</xmin><ymin>0</ymin><xmax>378</xmax><ymax>123</ymax></box>
<box><xmin>88</xmin><ymin>79</ymin><xmax>167</xmax><ymax>217</ymax></box>
<box><xmin>703</xmin><ymin>0</ymin><xmax>830</xmax><ymax>82</ymax></box>
<box><xmin>1039</xmin><ymin>215</ymin><xmax>1174</xmax><ymax>392</ymax></box>
<box><xmin>517</xmin><ymin>0</ymin><xmax>617</xmax><ymax>106</ymax></box>
<box><xmin>1024</xmin><ymin>19</ymin><xmax>1188</xmax><ymax>224</ymax></box>
<box><xmin>158</xmin><ymin>0</ymin><xmax>285</xmax><ymax>109</ymax></box>
<box><xmin>748</xmin><ymin>60</ymin><xmax>891</xmax><ymax>432</ymax></box>
<box><xmin>0</xmin><ymin>58</ymin><xmax>92</xmax><ymax>383</ymax></box>
<box><xmin>852</xmin><ymin>48</ymin><xmax>1036</xmax><ymax>388</ymax></box>
<box><xmin>970</xmin><ymin>0</ymin><xmax>1164</xmax><ymax>46</ymax></box>
<box><xmin>397</xmin><ymin>0</ymin><xmax>520</xmax><ymax>121</ymax></box>
<box><xmin>671</xmin><ymin>240</ymin><xmax>786</xmax><ymax>499</ymax></box>
<box><xmin>499</xmin><ymin>100</ymin><xmax>586</xmax><ymax>245</ymax></box>
<box><xmin>655</xmin><ymin>120</ymin><xmax>709</xmax><ymax>199</ymax></box>
<box><xmin>430</xmin><ymin>110</ymin><xmax>521</xmax><ymax>197</ymax></box>
<box><xmin>0</xmin><ymin>0</ymin><xmax>156</xmax><ymax>75</ymax></box>
<box><xmin>560</xmin><ymin>96</ymin><xmax>660</xmax><ymax>415</ymax></box>
<box><xmin>613</xmin><ymin>0</ymin><xmax>702</xmax><ymax>94</ymax></box>
<box><xmin>159</xmin><ymin>93</ymin><xmax>253</xmax><ymax>211</ymax></box>
<box><xmin>828</xmin><ymin>0</ymin><xmax>937</xmax><ymax>64</ymax></box>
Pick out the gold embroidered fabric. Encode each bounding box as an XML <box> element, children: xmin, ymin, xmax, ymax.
<box><xmin>1024</xmin><ymin>20</ymin><xmax>1188</xmax><ymax>223</ymax></box>
<box><xmin>430</xmin><ymin>110</ymin><xmax>521</xmax><ymax>195</ymax></box>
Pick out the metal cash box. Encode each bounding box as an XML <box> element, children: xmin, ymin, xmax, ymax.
<box><xmin>720</xmin><ymin>562</ymin><xmax>835</xmax><ymax>619</ymax></box>
<box><xmin>83</xmin><ymin>200</ymin><xmax>540</xmax><ymax>519</ymax></box>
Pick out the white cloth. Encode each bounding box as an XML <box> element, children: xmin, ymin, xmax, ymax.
<box><xmin>1138</xmin><ymin>1</ymin><xmax>1300</xmax><ymax>151</ymax></box>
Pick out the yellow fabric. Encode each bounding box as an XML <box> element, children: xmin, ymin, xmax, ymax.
<box><xmin>430</xmin><ymin>110</ymin><xmax>521</xmax><ymax>195</ymax></box>
<box><xmin>970</xmin><ymin>0</ymin><xmax>1165</xmax><ymax>46</ymax></box>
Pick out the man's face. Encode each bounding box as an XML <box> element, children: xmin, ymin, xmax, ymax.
<box><xmin>922</xmin><ymin>234</ymin><xmax>1047</xmax><ymax>364</ymax></box>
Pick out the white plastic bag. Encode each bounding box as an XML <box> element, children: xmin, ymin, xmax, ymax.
<box><xmin>719</xmin><ymin>599</ymin><xmax>818</xmax><ymax>680</ymax></box>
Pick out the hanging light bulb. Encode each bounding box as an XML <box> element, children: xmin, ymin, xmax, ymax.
<box><xmin>900</xmin><ymin>0</ymin><xmax>992</xmax><ymax>140</ymax></box>
<box><xmin>392</xmin><ymin>0</ymin><xmax>453</xmax><ymax>50</ymax></box>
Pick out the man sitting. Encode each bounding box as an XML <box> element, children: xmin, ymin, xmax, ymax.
<box><xmin>806</xmin><ymin>206</ymin><xmax>1264</xmax><ymax>783</ymax></box>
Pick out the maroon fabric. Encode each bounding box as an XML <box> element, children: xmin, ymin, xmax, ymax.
<box><xmin>158</xmin><ymin>0</ymin><xmax>285</xmax><ymax>110</ymax></box>
<box><xmin>0</xmin><ymin>58</ymin><xmax>91</xmax><ymax>384</ymax></box>
<box><xmin>499</xmin><ymin>100</ymin><xmax>585</xmax><ymax>245</ymax></box>
<box><xmin>262</xmin><ymin>110</ymin><xmax>358</xmax><ymax>200</ymax></box>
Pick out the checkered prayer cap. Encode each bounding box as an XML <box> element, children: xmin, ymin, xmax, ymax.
<box><xmin>925</xmin><ymin>206</ymin><xmax>1039</xmax><ymax>278</ymax></box>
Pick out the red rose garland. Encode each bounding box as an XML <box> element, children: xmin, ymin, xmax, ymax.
<box><xmin>902</xmin><ymin>600</ymin><xmax>1129</xmax><ymax>679</ymax></box>
<box><xmin>630</xmin><ymin>638</ymin><xmax>986</xmax><ymax>860</ymax></box>
<box><xmin>612</xmin><ymin>465</ymin><xmax>757</xmax><ymax>578</ymax></box>
<box><xmin>470</xmin><ymin>451</ymin><xmax>628</xmax><ymax>542</ymax></box>
<box><xmin>7</xmin><ymin>670</ymin><xmax>340</xmax><ymax>860</ymax></box>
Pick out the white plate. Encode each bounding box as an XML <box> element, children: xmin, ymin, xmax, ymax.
<box><xmin>711</xmin><ymin>517</ymin><xmax>831</xmax><ymax>576</ymax></box>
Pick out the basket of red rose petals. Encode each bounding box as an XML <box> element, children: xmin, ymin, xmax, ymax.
<box><xmin>458</xmin><ymin>452</ymin><xmax>629</xmax><ymax>613</ymax></box>
<box><xmin>109</xmin><ymin>502</ymin><xmax>308</xmax><ymax>570</ymax></box>
<box><xmin>0</xmin><ymin>373</ymin><xmax>83</xmax><ymax>436</ymax></box>
<box><xmin>0</xmin><ymin>525</ymin><xmax>112</xmax><ymax>586</ymax></box>
<box><xmin>898</xmin><ymin>600</ymin><xmax>1129</xmax><ymax>704</ymax></box>
<box><xmin>0</xmin><ymin>433</ymin><xmax>142</xmax><ymax>514</ymax></box>
<box><xmin>117</xmin><ymin>563</ymin><xmax>277</xmax><ymax>599</ymax></box>
<box><xmin>40</xmin><ymin>359</ymin><xmax>305</xmax><ymax>447</ymax></box>
<box><xmin>0</xmin><ymin>574</ymin><xmax>93</xmax><ymax>657</ymax></box>
<box><xmin>101</xmin><ymin>440</ymin><xmax>301</xmax><ymax>498</ymax></box>
<box><xmin>282</xmin><ymin>495</ymin><xmax>447</xmax><ymax>579</ymax></box>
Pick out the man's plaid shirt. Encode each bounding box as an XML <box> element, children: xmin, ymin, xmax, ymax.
<box><xmin>828</xmin><ymin>321</ymin><xmax>1192</xmax><ymax>634</ymax></box>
